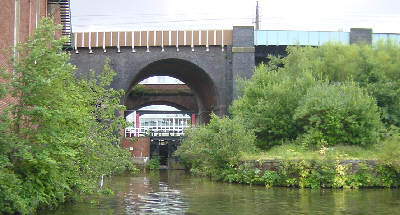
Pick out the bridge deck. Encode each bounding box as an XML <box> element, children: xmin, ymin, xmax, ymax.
<box><xmin>73</xmin><ymin>29</ymin><xmax>400</xmax><ymax>53</ymax></box>
<box><xmin>255</xmin><ymin>30</ymin><xmax>400</xmax><ymax>46</ymax></box>
<box><xmin>73</xmin><ymin>30</ymin><xmax>232</xmax><ymax>52</ymax></box>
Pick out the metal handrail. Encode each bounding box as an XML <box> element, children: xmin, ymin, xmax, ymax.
<box><xmin>125</xmin><ymin>125</ymin><xmax>189</xmax><ymax>137</ymax></box>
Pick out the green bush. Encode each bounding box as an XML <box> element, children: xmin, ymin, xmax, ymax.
<box><xmin>283</xmin><ymin>42</ymin><xmax>400</xmax><ymax>128</ymax></box>
<box><xmin>378</xmin><ymin>127</ymin><xmax>400</xmax><ymax>172</ymax></box>
<box><xmin>175</xmin><ymin>114</ymin><xmax>256</xmax><ymax>176</ymax></box>
<box><xmin>294</xmin><ymin>82</ymin><xmax>382</xmax><ymax>147</ymax></box>
<box><xmin>231</xmin><ymin>43</ymin><xmax>393</xmax><ymax>148</ymax></box>
<box><xmin>231</xmin><ymin>63</ymin><xmax>317</xmax><ymax>149</ymax></box>
<box><xmin>0</xmin><ymin>170</ymin><xmax>30</xmax><ymax>214</ymax></box>
<box><xmin>148</xmin><ymin>156</ymin><xmax>160</xmax><ymax>170</ymax></box>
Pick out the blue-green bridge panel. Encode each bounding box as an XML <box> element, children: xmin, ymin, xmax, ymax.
<box><xmin>373</xmin><ymin>33</ymin><xmax>400</xmax><ymax>44</ymax></box>
<box><xmin>255</xmin><ymin>30</ymin><xmax>350</xmax><ymax>46</ymax></box>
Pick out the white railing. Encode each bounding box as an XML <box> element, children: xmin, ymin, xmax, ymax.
<box><xmin>125</xmin><ymin>125</ymin><xmax>189</xmax><ymax>137</ymax></box>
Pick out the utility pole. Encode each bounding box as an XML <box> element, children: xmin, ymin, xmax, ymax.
<box><xmin>255</xmin><ymin>1</ymin><xmax>260</xmax><ymax>30</ymax></box>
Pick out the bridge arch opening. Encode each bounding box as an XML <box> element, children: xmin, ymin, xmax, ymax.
<box><xmin>124</xmin><ymin>58</ymin><xmax>219</xmax><ymax>123</ymax></box>
<box><xmin>125</xmin><ymin>104</ymin><xmax>191</xmax><ymax>166</ymax></box>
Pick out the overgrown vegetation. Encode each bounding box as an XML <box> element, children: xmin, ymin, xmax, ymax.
<box><xmin>0</xmin><ymin>18</ymin><xmax>136</xmax><ymax>214</ymax></box>
<box><xmin>175</xmin><ymin>114</ymin><xmax>256</xmax><ymax>178</ymax></box>
<box><xmin>148</xmin><ymin>156</ymin><xmax>160</xmax><ymax>170</ymax></box>
<box><xmin>177</xmin><ymin>41</ymin><xmax>400</xmax><ymax>189</ymax></box>
<box><xmin>294</xmin><ymin>81</ymin><xmax>381</xmax><ymax>147</ymax></box>
<box><xmin>378</xmin><ymin>127</ymin><xmax>400</xmax><ymax>172</ymax></box>
<box><xmin>222</xmin><ymin>160</ymin><xmax>400</xmax><ymax>189</ymax></box>
<box><xmin>282</xmin><ymin>42</ymin><xmax>400</xmax><ymax>128</ymax></box>
<box><xmin>231</xmin><ymin>44</ymin><xmax>386</xmax><ymax>149</ymax></box>
<box><xmin>240</xmin><ymin>144</ymin><xmax>378</xmax><ymax>161</ymax></box>
<box><xmin>231</xmin><ymin>64</ymin><xmax>316</xmax><ymax>148</ymax></box>
<box><xmin>130</xmin><ymin>84</ymin><xmax>147</xmax><ymax>96</ymax></box>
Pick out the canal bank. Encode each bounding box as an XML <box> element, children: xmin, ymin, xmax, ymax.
<box><xmin>220</xmin><ymin>159</ymin><xmax>400</xmax><ymax>189</ymax></box>
<box><xmin>121</xmin><ymin>135</ymin><xmax>400</xmax><ymax>189</ymax></box>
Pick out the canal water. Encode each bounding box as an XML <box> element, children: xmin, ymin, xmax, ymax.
<box><xmin>42</xmin><ymin>170</ymin><xmax>400</xmax><ymax>215</ymax></box>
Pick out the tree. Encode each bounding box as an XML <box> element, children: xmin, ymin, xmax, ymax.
<box><xmin>283</xmin><ymin>42</ymin><xmax>400</xmax><ymax>128</ymax></box>
<box><xmin>231</xmin><ymin>42</ymin><xmax>387</xmax><ymax>149</ymax></box>
<box><xmin>0</xmin><ymin>18</ymin><xmax>134</xmax><ymax>214</ymax></box>
<box><xmin>230</xmin><ymin>63</ymin><xmax>317</xmax><ymax>149</ymax></box>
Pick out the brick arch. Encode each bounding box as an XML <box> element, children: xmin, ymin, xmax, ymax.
<box><xmin>124</xmin><ymin>58</ymin><xmax>218</xmax><ymax>123</ymax></box>
<box><xmin>70</xmin><ymin>46</ymin><xmax>232</xmax><ymax>122</ymax></box>
<box><xmin>126</xmin><ymin>99</ymin><xmax>197</xmax><ymax>111</ymax></box>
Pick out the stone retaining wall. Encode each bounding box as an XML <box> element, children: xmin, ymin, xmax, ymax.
<box><xmin>241</xmin><ymin>159</ymin><xmax>377</xmax><ymax>174</ymax></box>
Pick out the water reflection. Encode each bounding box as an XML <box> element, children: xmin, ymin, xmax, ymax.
<box><xmin>42</xmin><ymin>170</ymin><xmax>400</xmax><ymax>215</ymax></box>
<box><xmin>123</xmin><ymin>175</ymin><xmax>188</xmax><ymax>214</ymax></box>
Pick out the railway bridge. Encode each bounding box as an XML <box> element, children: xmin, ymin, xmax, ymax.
<box><xmin>3</xmin><ymin>0</ymin><xmax>400</xmax><ymax>167</ymax></box>
<box><xmin>70</xmin><ymin>27</ymin><xmax>396</xmax><ymax>123</ymax></box>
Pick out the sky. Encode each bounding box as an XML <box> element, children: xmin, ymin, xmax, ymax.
<box><xmin>71</xmin><ymin>0</ymin><xmax>400</xmax><ymax>33</ymax></box>
<box><xmin>140</xmin><ymin>76</ymin><xmax>183</xmax><ymax>84</ymax></box>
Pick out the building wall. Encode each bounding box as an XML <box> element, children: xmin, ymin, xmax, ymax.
<box><xmin>0</xmin><ymin>0</ymin><xmax>49</xmax><ymax>111</ymax></box>
<box><xmin>121</xmin><ymin>137</ymin><xmax>151</xmax><ymax>158</ymax></box>
<box><xmin>0</xmin><ymin>0</ymin><xmax>15</xmax><ymax>111</ymax></box>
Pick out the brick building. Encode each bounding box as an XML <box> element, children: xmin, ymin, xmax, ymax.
<box><xmin>0</xmin><ymin>0</ymin><xmax>65</xmax><ymax>111</ymax></box>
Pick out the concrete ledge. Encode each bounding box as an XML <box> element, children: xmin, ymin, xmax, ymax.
<box><xmin>131</xmin><ymin>156</ymin><xmax>149</xmax><ymax>165</ymax></box>
<box><xmin>232</xmin><ymin>47</ymin><xmax>255</xmax><ymax>53</ymax></box>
